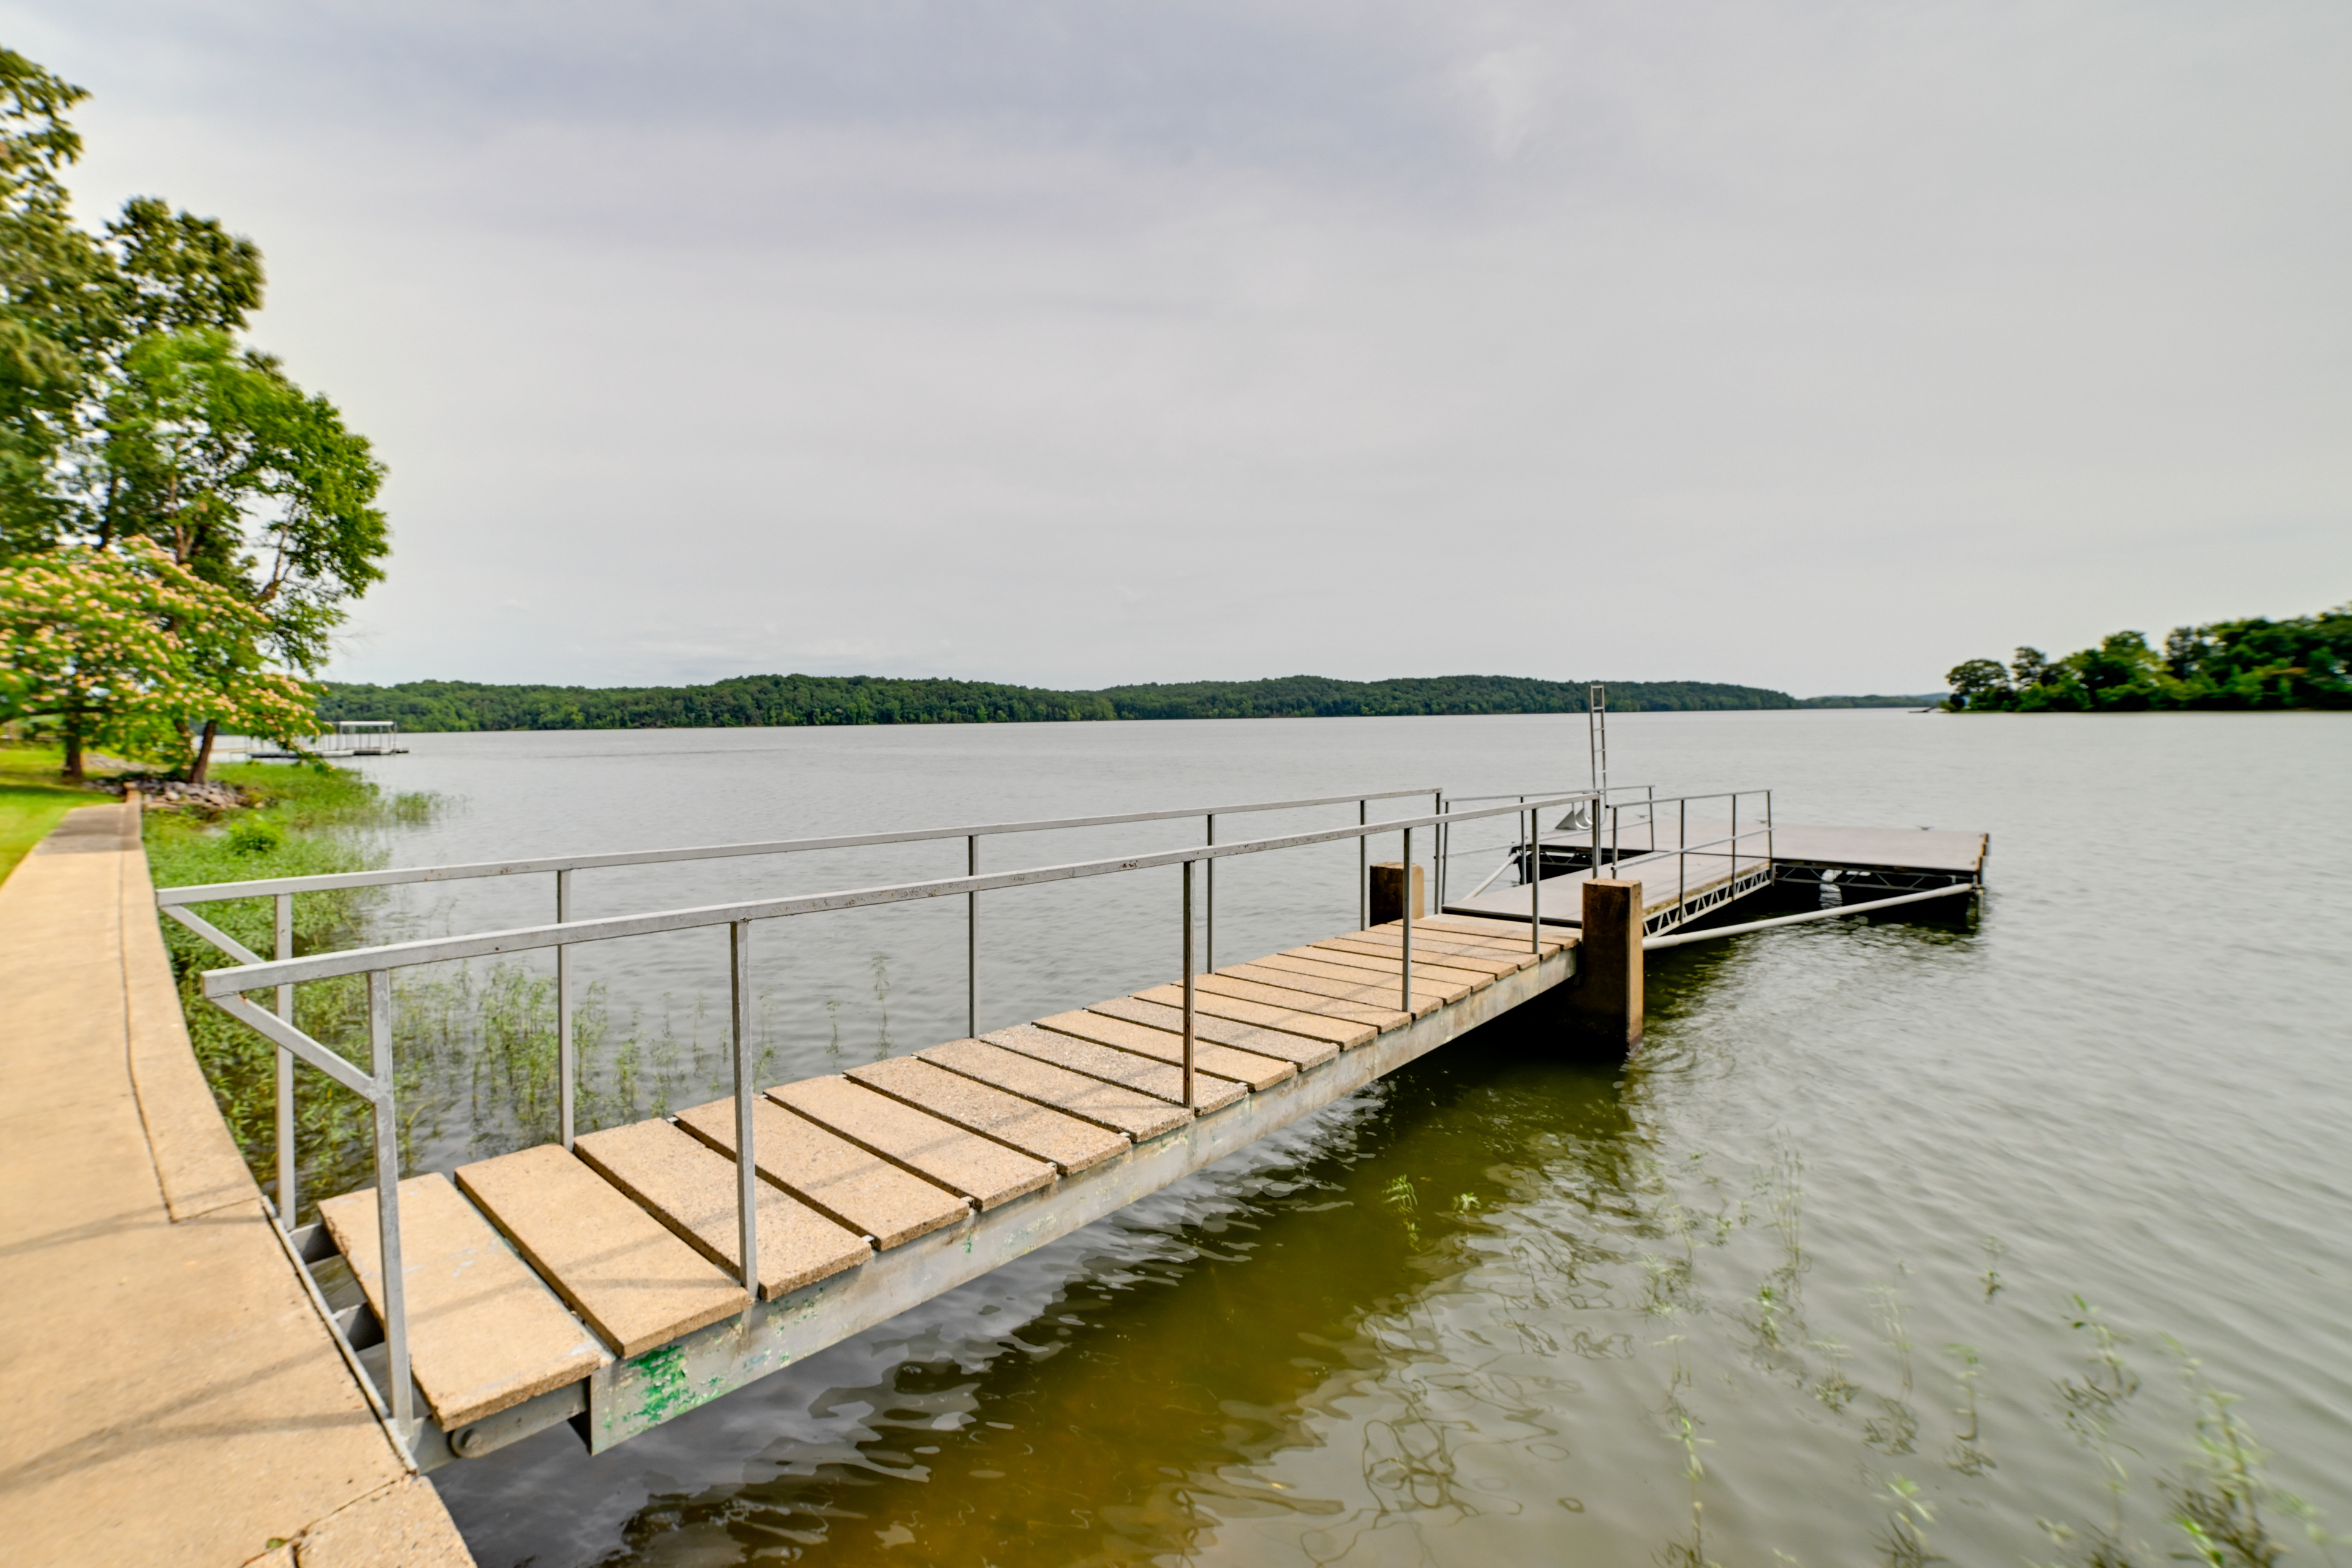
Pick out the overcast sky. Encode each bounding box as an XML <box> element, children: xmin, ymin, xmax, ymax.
<box><xmin>12</xmin><ymin>1</ymin><xmax>2349</xmax><ymax>695</ymax></box>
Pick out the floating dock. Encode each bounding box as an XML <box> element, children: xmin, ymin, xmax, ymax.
<box><xmin>156</xmin><ymin>785</ymin><xmax>1986</xmax><ymax>1479</ymax></box>
<box><xmin>1444</xmin><ymin>812</ymin><xmax>1988</xmax><ymax>933</ymax></box>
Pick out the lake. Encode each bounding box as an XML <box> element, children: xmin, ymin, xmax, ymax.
<box><xmin>332</xmin><ymin>710</ymin><xmax>2350</xmax><ymax>1567</ymax></box>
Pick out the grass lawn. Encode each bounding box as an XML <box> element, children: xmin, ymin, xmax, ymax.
<box><xmin>0</xmin><ymin>745</ymin><xmax>118</xmax><ymax>886</ymax></box>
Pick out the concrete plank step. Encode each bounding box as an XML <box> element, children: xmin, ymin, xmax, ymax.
<box><xmin>1188</xmin><ymin>972</ymin><xmax>1415</xmax><ymax>1027</ymax></box>
<box><xmin>1251</xmin><ymin>949</ymin><xmax>1468</xmax><ymax>1001</ymax></box>
<box><xmin>1131</xmin><ymin>984</ymin><xmax>1375</xmax><ymax>1048</ymax></box>
<box><xmin>1084</xmin><ymin>996</ymin><xmax>1340</xmax><ymax>1069</ymax></box>
<box><xmin>919</xmin><ymin>1039</ymin><xmax>1192</xmax><ymax>1142</ymax></box>
<box><xmin>1407</xmin><ymin>915</ymin><xmax>1571</xmax><ymax>950</ymax></box>
<box><xmin>1032</xmin><ymin>1009</ymin><xmax>1296</xmax><ymax>1090</ymax></box>
<box><xmin>455</xmin><ymin>1145</ymin><xmax>748</xmax><ymax>1358</ymax></box>
<box><xmin>675</xmin><ymin>1094</ymin><xmax>970</xmax><ymax>1250</ymax></box>
<box><xmin>1224</xmin><ymin>957</ymin><xmax>1461</xmax><ymax>1010</ymax></box>
<box><xmin>1343</xmin><ymin>921</ymin><xmax>1562</xmax><ymax>959</ymax></box>
<box><xmin>573</xmin><ymin>1118</ymin><xmax>870</xmax><ymax>1300</ymax></box>
<box><xmin>771</xmin><ymin>1076</ymin><xmax>1057</xmax><ymax>1210</ymax></box>
<box><xmin>980</xmin><ymin>1023</ymin><xmax>1246</xmax><ymax>1111</ymax></box>
<box><xmin>846</xmin><ymin>1056</ymin><xmax>1127</xmax><ymax>1176</ymax></box>
<box><xmin>317</xmin><ymin>1173</ymin><xmax>608</xmax><ymax>1430</ymax></box>
<box><xmin>1311</xmin><ymin>936</ymin><xmax>1526</xmax><ymax>976</ymax></box>
<box><xmin>1334</xmin><ymin>925</ymin><xmax>1550</xmax><ymax>966</ymax></box>
<box><xmin>1274</xmin><ymin>946</ymin><xmax>1496</xmax><ymax>992</ymax></box>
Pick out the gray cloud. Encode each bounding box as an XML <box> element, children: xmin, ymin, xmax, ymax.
<box><xmin>14</xmin><ymin>0</ymin><xmax>2350</xmax><ymax>692</ymax></box>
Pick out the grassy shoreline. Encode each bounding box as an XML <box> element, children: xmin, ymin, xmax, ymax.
<box><xmin>139</xmin><ymin>760</ymin><xmax>709</xmax><ymax>1222</ymax></box>
<box><xmin>143</xmin><ymin>762</ymin><xmax>424</xmax><ymax>1219</ymax></box>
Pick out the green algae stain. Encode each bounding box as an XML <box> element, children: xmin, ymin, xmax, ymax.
<box><xmin>629</xmin><ymin>1344</ymin><xmax>700</xmax><ymax>1427</ymax></box>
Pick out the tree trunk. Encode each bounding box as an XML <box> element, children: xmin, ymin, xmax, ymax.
<box><xmin>189</xmin><ymin>720</ymin><xmax>220</xmax><ymax>784</ymax></box>
<box><xmin>62</xmin><ymin>715</ymin><xmax>84</xmax><ymax>784</ymax></box>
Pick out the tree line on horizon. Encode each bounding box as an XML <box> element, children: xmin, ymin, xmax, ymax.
<box><xmin>314</xmin><ymin>673</ymin><xmax>1926</xmax><ymax>732</ymax></box>
<box><xmin>1943</xmin><ymin>601</ymin><xmax>2351</xmax><ymax>712</ymax></box>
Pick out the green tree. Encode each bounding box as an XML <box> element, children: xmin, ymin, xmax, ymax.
<box><xmin>0</xmin><ymin>538</ymin><xmax>317</xmax><ymax>779</ymax></box>
<box><xmin>1947</xmin><ymin>601</ymin><xmax>2351</xmax><ymax>714</ymax></box>
<box><xmin>0</xmin><ymin>50</ymin><xmax>106</xmax><ymax>557</ymax></box>
<box><xmin>2070</xmin><ymin>630</ymin><xmax>2174</xmax><ymax>710</ymax></box>
<box><xmin>0</xmin><ymin>49</ymin><xmax>387</xmax><ymax>778</ymax></box>
<box><xmin>1942</xmin><ymin>659</ymin><xmax>2012</xmax><ymax>712</ymax></box>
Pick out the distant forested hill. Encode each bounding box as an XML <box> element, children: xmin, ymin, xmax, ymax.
<box><xmin>1795</xmin><ymin>693</ymin><xmax>1946</xmax><ymax>708</ymax></box>
<box><xmin>315</xmin><ymin>673</ymin><xmax>1803</xmax><ymax>731</ymax></box>
<box><xmin>1944</xmin><ymin>601</ymin><xmax>2351</xmax><ymax>711</ymax></box>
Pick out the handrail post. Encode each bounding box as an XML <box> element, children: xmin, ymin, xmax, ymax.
<box><xmin>729</xmin><ymin>920</ymin><xmax>759</xmax><ymax>1297</ymax></box>
<box><xmin>966</xmin><ymin>836</ymin><xmax>978</xmax><ymax>1038</ymax></box>
<box><xmin>1766</xmin><ymin>789</ymin><xmax>1774</xmax><ymax>883</ymax></box>
<box><xmin>556</xmin><ymin>869</ymin><xmax>575</xmax><ymax>1150</ymax></box>
<box><xmin>1357</xmin><ymin>800</ymin><xmax>1368</xmax><ymax>929</ymax></box>
<box><xmin>1590</xmin><ymin>791</ymin><xmax>1602</xmax><ymax>890</ymax></box>
<box><xmin>1530</xmin><ymin>809</ymin><xmax>1540</xmax><ymax>954</ymax></box>
<box><xmin>1181</xmin><ymin>861</ymin><xmax>1196</xmax><ymax>1110</ymax></box>
<box><xmin>367</xmin><ymin>969</ymin><xmax>412</xmax><ymax>1434</ymax></box>
<box><xmin>1732</xmin><ymin>793</ymin><xmax>1740</xmax><ymax>883</ymax></box>
<box><xmin>274</xmin><ymin>893</ymin><xmax>294</xmax><ymax>1229</ymax></box>
<box><xmin>1433</xmin><ymin>791</ymin><xmax>1445</xmax><ymax>910</ymax></box>
<box><xmin>1400</xmin><ymin>826</ymin><xmax>1414</xmax><ymax>1013</ymax></box>
<box><xmin>1679</xmin><ymin>797</ymin><xmax>1687</xmax><ymax>913</ymax></box>
<box><xmin>1204</xmin><ymin>814</ymin><xmax>1215</xmax><ymax>973</ymax></box>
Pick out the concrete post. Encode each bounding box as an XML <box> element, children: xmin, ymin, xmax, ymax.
<box><xmin>1369</xmin><ymin>862</ymin><xmax>1423</xmax><ymax>925</ymax></box>
<box><xmin>1571</xmin><ymin>878</ymin><xmax>1643</xmax><ymax>1049</ymax></box>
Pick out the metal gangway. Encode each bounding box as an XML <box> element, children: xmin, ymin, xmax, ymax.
<box><xmin>157</xmin><ymin>779</ymin><xmax>1981</xmax><ymax>1472</ymax></box>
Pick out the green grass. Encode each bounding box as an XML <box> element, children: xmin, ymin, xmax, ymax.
<box><xmin>0</xmin><ymin>744</ymin><xmax>119</xmax><ymax>886</ymax></box>
<box><xmin>146</xmin><ymin>762</ymin><xmax>442</xmax><ymax>1220</ymax></box>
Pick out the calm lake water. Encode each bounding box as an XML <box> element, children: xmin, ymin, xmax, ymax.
<box><xmin>335</xmin><ymin>711</ymin><xmax>2351</xmax><ymax>1568</ymax></box>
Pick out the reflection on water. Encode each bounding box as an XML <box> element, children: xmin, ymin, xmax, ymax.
<box><xmin>374</xmin><ymin>714</ymin><xmax>2350</xmax><ymax>1566</ymax></box>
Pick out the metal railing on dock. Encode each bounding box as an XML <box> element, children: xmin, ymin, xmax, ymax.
<box><xmin>164</xmin><ymin>786</ymin><xmax>1596</xmax><ymax>1447</ymax></box>
<box><xmin>1447</xmin><ymin>787</ymin><xmax>1773</xmax><ymax>931</ymax></box>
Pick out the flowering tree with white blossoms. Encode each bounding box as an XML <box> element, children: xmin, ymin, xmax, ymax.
<box><xmin>0</xmin><ymin>538</ymin><xmax>315</xmax><ymax>780</ymax></box>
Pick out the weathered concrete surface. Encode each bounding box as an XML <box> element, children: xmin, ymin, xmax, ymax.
<box><xmin>771</xmin><ymin>1076</ymin><xmax>1057</xmax><ymax>1210</ymax></box>
<box><xmin>1031</xmin><ymin>1008</ymin><xmax>1295</xmax><ymax>1089</ymax></box>
<box><xmin>317</xmin><ymin>1174</ymin><xmax>608</xmax><ymax>1428</ymax></box>
<box><xmin>1130</xmin><ymin>982</ymin><xmax>1376</xmax><ymax>1047</ymax></box>
<box><xmin>456</xmin><ymin>1145</ymin><xmax>747</xmax><ymax>1358</ymax></box>
<box><xmin>574</xmin><ymin>1118</ymin><xmax>869</xmax><ymax>1299</ymax></box>
<box><xmin>981</xmin><ymin>1023</ymin><xmax>1248</xmax><ymax>1110</ymax></box>
<box><xmin>1084</xmin><ymin>996</ymin><xmax>1340</xmax><ymax>1069</ymax></box>
<box><xmin>0</xmin><ymin>802</ymin><xmax>473</xmax><ymax>1566</ymax></box>
<box><xmin>918</xmin><ymin>1039</ymin><xmax>1191</xmax><ymax>1142</ymax></box>
<box><xmin>675</xmin><ymin>1094</ymin><xmax>968</xmax><ymax>1249</ymax></box>
<box><xmin>845</xmin><ymin>1056</ymin><xmax>1128</xmax><ymax>1175</ymax></box>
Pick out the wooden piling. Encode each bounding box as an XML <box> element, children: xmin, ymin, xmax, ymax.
<box><xmin>1369</xmin><ymin>862</ymin><xmax>1423</xmax><ymax>925</ymax></box>
<box><xmin>1570</xmin><ymin>878</ymin><xmax>1643</xmax><ymax>1049</ymax></box>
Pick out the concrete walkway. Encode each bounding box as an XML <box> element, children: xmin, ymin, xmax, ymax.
<box><xmin>0</xmin><ymin>801</ymin><xmax>473</xmax><ymax>1567</ymax></box>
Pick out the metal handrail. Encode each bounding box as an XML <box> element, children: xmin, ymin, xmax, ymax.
<box><xmin>200</xmin><ymin>797</ymin><xmax>1571</xmax><ymax>993</ymax></box>
<box><xmin>188</xmin><ymin>788</ymin><xmax>1597</xmax><ymax>1448</ymax></box>
<box><xmin>161</xmin><ymin>782</ymin><xmax>1446</xmax><ymax>1226</ymax></box>
<box><xmin>153</xmin><ymin>786</ymin><xmax>1447</xmax><ymax>905</ymax></box>
<box><xmin>1456</xmin><ymin>788</ymin><xmax>1771</xmax><ymax>903</ymax></box>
